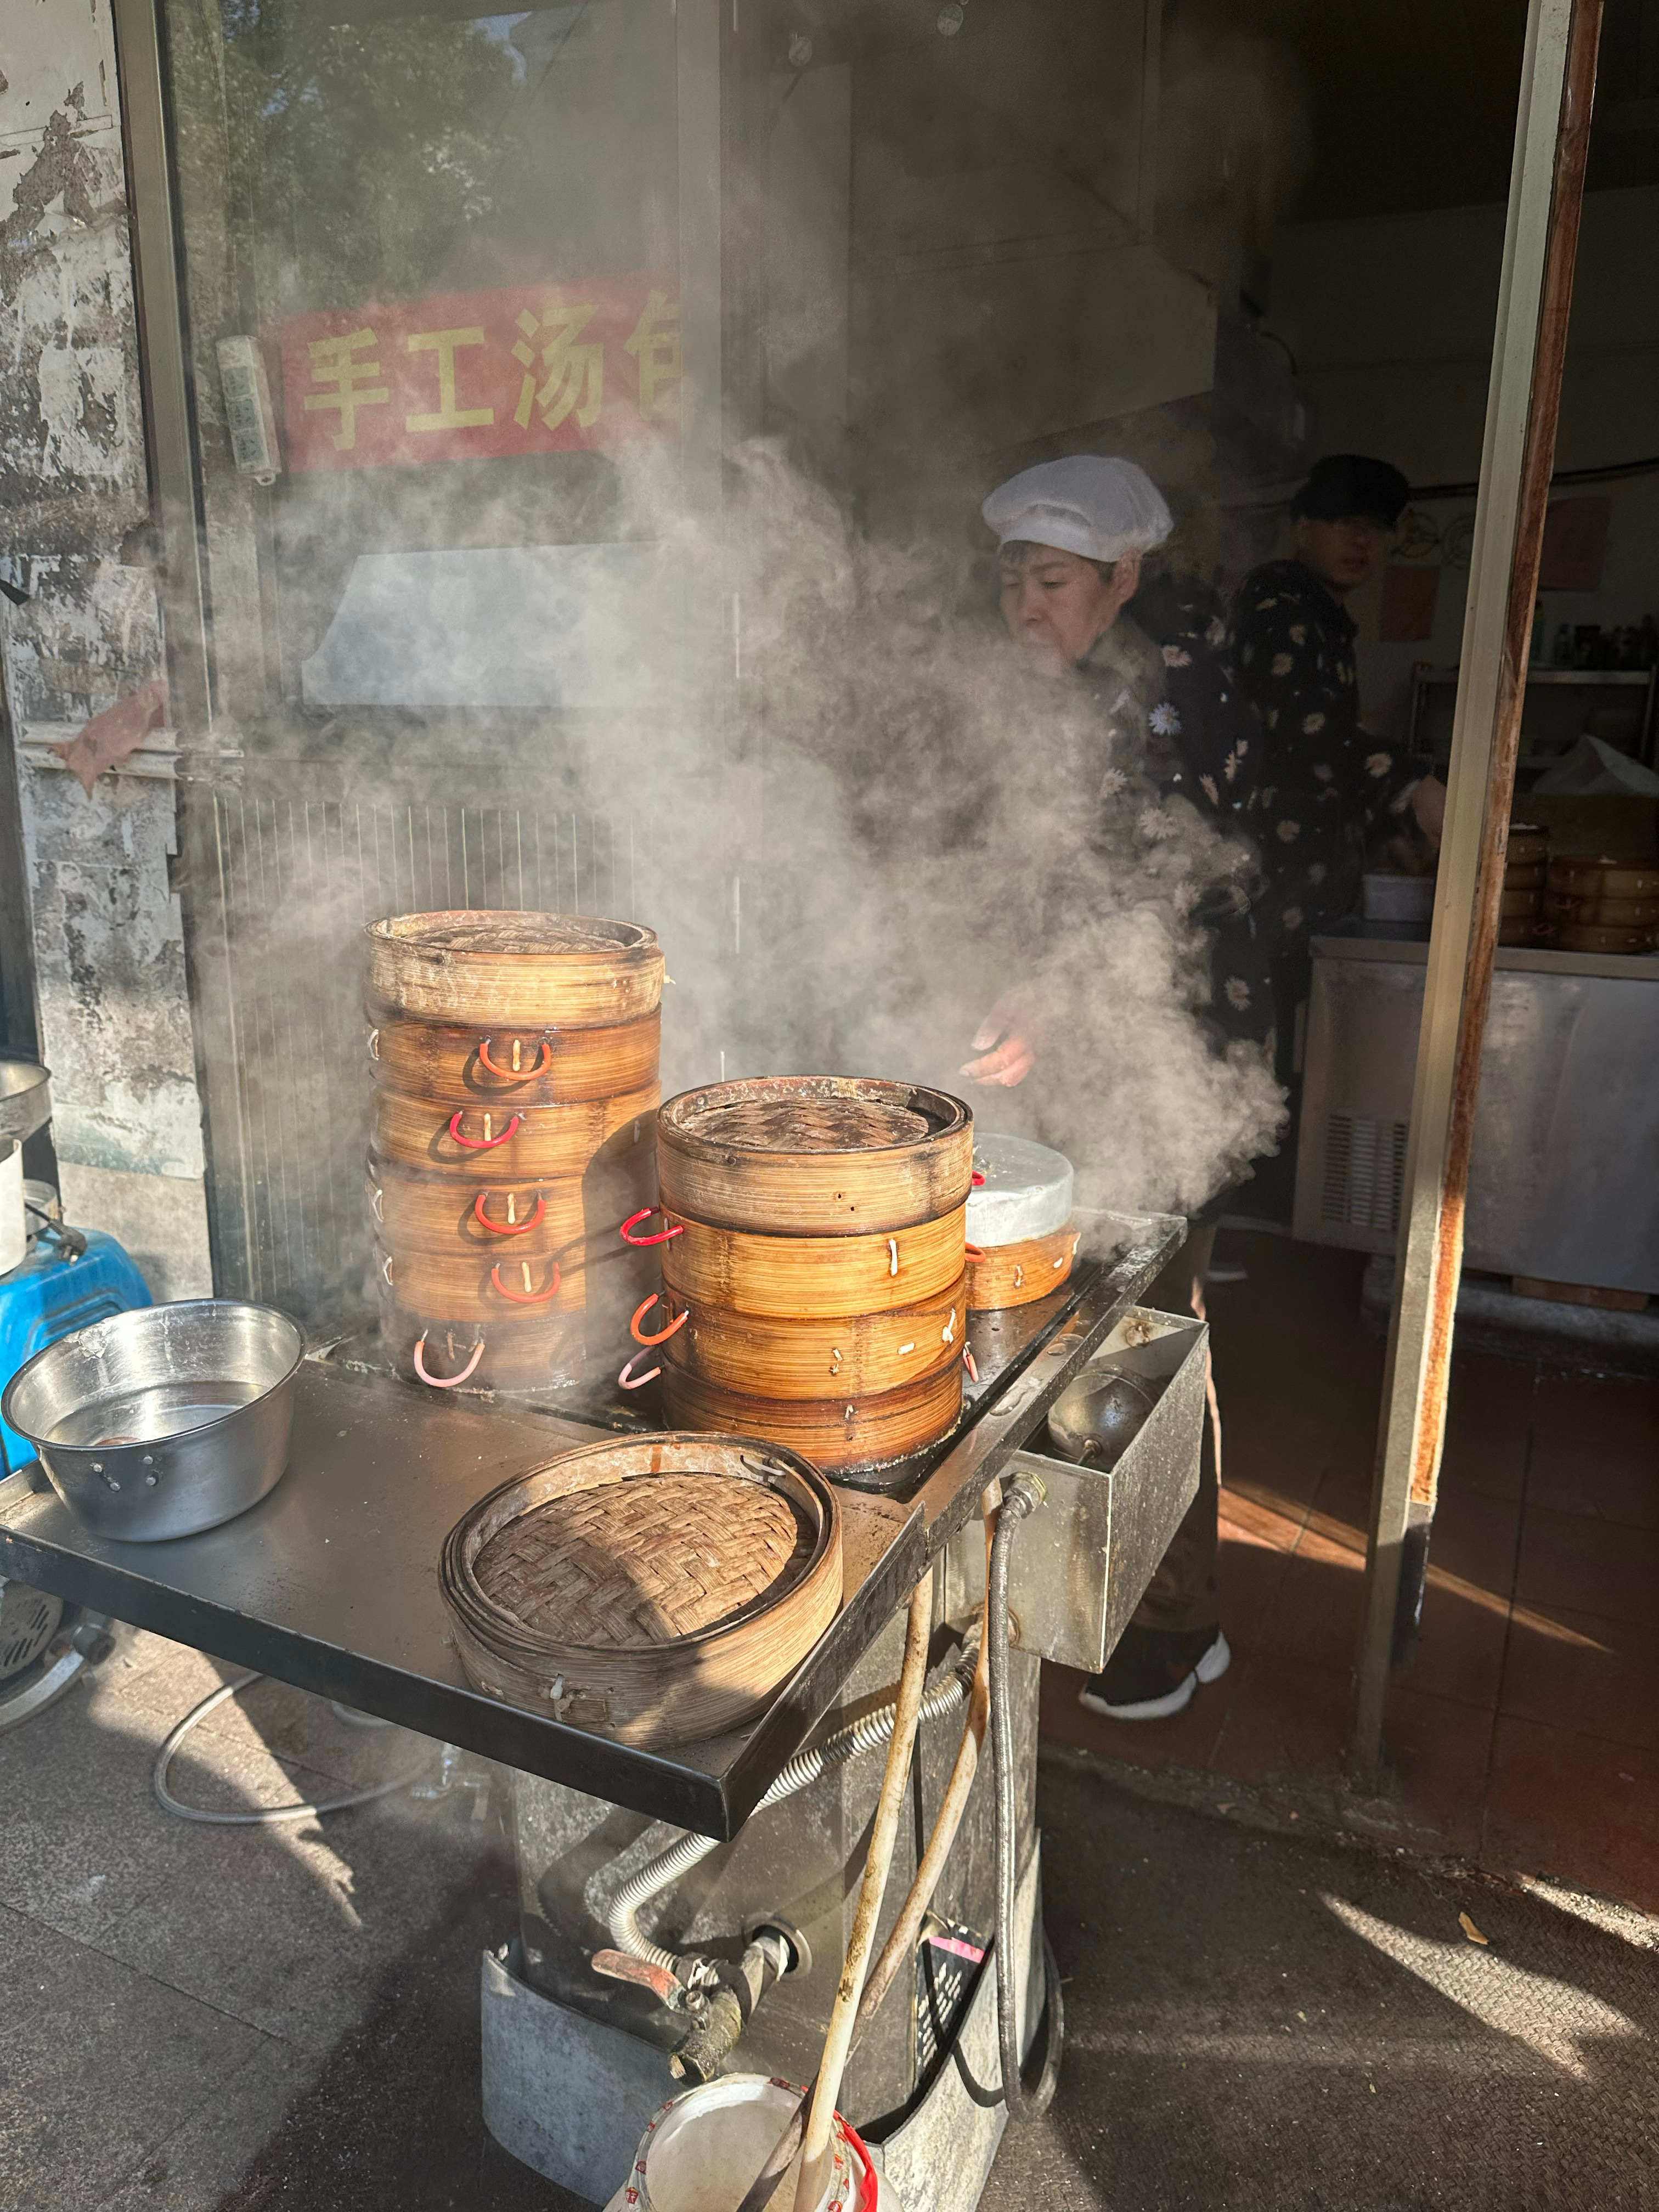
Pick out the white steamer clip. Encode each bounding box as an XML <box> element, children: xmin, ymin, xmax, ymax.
<box><xmin>941</xmin><ymin>1307</ymin><xmax>956</xmax><ymax>1346</ymax></box>
<box><xmin>366</xmin><ymin>1027</ymin><xmax>380</xmax><ymax>1060</ymax></box>
<box><xmin>888</xmin><ymin>1238</ymin><xmax>899</xmax><ymax>1276</ymax></box>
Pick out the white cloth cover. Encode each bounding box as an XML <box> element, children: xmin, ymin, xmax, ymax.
<box><xmin>966</xmin><ymin>1133</ymin><xmax>1075</xmax><ymax>1246</ymax></box>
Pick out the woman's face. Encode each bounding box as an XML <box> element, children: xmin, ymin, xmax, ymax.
<box><xmin>999</xmin><ymin>544</ymin><xmax>1140</xmax><ymax>676</ymax></box>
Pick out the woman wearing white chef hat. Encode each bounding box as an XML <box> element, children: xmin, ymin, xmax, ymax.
<box><xmin>961</xmin><ymin>453</ymin><xmax>1273</xmax><ymax>1725</ymax></box>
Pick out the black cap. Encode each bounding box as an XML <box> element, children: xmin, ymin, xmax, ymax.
<box><xmin>1291</xmin><ymin>454</ymin><xmax>1410</xmax><ymax>529</ymax></box>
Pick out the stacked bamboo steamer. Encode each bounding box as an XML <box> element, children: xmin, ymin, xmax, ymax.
<box><xmin>648</xmin><ymin>1077</ymin><xmax>973</xmax><ymax>1471</ymax></box>
<box><xmin>1539</xmin><ymin>854</ymin><xmax>1659</xmax><ymax>954</ymax></box>
<box><xmin>964</xmin><ymin>1134</ymin><xmax>1080</xmax><ymax>1311</ymax></box>
<box><xmin>365</xmin><ymin>911</ymin><xmax>663</xmax><ymax>1390</ymax></box>
<box><xmin>1499</xmin><ymin>823</ymin><xmax>1549</xmax><ymax>946</ymax></box>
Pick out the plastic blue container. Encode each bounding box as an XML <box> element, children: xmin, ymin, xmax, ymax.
<box><xmin>0</xmin><ymin>1230</ymin><xmax>153</xmax><ymax>1476</ymax></box>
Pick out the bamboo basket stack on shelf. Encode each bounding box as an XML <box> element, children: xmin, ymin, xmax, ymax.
<box><xmin>963</xmin><ymin>1133</ymin><xmax>1080</xmax><ymax>1312</ymax></box>
<box><xmin>1499</xmin><ymin>822</ymin><xmax>1549</xmax><ymax>946</ymax></box>
<box><xmin>642</xmin><ymin>1076</ymin><xmax>973</xmax><ymax>1471</ymax></box>
<box><xmin>1538</xmin><ymin>854</ymin><xmax>1659</xmax><ymax>955</ymax></box>
<box><xmin>364</xmin><ymin>910</ymin><xmax>663</xmax><ymax>1391</ymax></box>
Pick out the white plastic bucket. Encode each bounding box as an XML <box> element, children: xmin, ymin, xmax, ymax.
<box><xmin>604</xmin><ymin>2074</ymin><xmax>888</xmax><ymax>2212</ymax></box>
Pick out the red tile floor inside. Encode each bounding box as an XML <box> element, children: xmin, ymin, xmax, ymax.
<box><xmin>1040</xmin><ymin>1227</ymin><xmax>1659</xmax><ymax>1915</ymax></box>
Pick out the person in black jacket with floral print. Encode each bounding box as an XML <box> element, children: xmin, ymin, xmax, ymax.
<box><xmin>1231</xmin><ymin>455</ymin><xmax>1447</xmax><ymax>1084</ymax></box>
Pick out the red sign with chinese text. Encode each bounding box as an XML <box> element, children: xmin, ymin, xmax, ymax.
<box><xmin>276</xmin><ymin>273</ymin><xmax>680</xmax><ymax>472</ymax></box>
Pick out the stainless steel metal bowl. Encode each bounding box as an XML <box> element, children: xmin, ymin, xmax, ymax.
<box><xmin>2</xmin><ymin>1301</ymin><xmax>305</xmax><ymax>1542</ymax></box>
<box><xmin>0</xmin><ymin>1058</ymin><xmax>51</xmax><ymax>1146</ymax></box>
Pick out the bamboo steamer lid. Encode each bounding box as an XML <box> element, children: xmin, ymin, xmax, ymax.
<box><xmin>366</xmin><ymin>1003</ymin><xmax>660</xmax><ymax>1107</ymax></box>
<box><xmin>657</xmin><ymin>1272</ymin><xmax>967</xmax><ymax>1400</ymax></box>
<box><xmin>379</xmin><ymin>1292</ymin><xmax>586</xmax><ymax>1391</ymax></box>
<box><xmin>660</xmin><ymin>1205</ymin><xmax>966</xmax><ymax>1318</ymax></box>
<box><xmin>368</xmin><ymin>1161</ymin><xmax>586</xmax><ymax>1257</ymax></box>
<box><xmin>661</xmin><ymin>1362</ymin><xmax>963</xmax><ymax>1473</ymax></box>
<box><xmin>438</xmin><ymin>1433</ymin><xmax>842</xmax><ymax>1745</ymax></box>
<box><xmin>657</xmin><ymin>1076</ymin><xmax>972</xmax><ymax>1234</ymax></box>
<box><xmin>366</xmin><ymin>911</ymin><xmax>664</xmax><ymax>1028</ymax></box>
<box><xmin>1506</xmin><ymin>825</ymin><xmax>1548</xmax><ymax>867</ymax></box>
<box><xmin>967</xmin><ymin>1224</ymin><xmax>1079</xmax><ymax>1311</ymax></box>
<box><xmin>370</xmin><ymin>1084</ymin><xmax>659</xmax><ymax>1178</ymax></box>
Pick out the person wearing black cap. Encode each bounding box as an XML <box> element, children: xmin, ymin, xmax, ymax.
<box><xmin>1231</xmin><ymin>455</ymin><xmax>1447</xmax><ymax>1091</ymax></box>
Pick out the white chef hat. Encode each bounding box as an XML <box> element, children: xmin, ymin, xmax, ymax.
<box><xmin>982</xmin><ymin>456</ymin><xmax>1174</xmax><ymax>565</ymax></box>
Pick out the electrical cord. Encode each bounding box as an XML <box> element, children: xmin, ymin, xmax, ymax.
<box><xmin>153</xmin><ymin>1672</ymin><xmax>427</xmax><ymax>1826</ymax></box>
<box><xmin>988</xmin><ymin>1472</ymin><xmax>1063</xmax><ymax>2123</ymax></box>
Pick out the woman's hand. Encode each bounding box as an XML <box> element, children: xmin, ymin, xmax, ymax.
<box><xmin>961</xmin><ymin>989</ymin><xmax>1039</xmax><ymax>1087</ymax></box>
<box><xmin>1412</xmin><ymin>775</ymin><xmax>1448</xmax><ymax>847</ymax></box>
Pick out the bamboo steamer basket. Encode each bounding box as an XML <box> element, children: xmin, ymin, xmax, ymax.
<box><xmin>657</xmin><ymin>1077</ymin><xmax>972</xmax><ymax>1234</ymax></box>
<box><xmin>1555</xmin><ymin>922</ymin><xmax>1659</xmax><ymax>955</ymax></box>
<box><xmin>1546</xmin><ymin>856</ymin><xmax>1659</xmax><ymax>898</ymax></box>
<box><xmin>1499</xmin><ymin>884</ymin><xmax>1542</xmax><ymax>921</ymax></box>
<box><xmin>369</xmin><ymin>1161</ymin><xmax>586</xmax><ymax>1258</ymax></box>
<box><xmin>657</xmin><ymin>1271</ymin><xmax>966</xmax><ymax>1400</ymax></box>
<box><xmin>661</xmin><ymin>1362</ymin><xmax>962</xmax><ymax>1474</ymax></box>
<box><xmin>366</xmin><ymin>1002</ymin><xmax>661</xmax><ymax>1107</ymax></box>
<box><xmin>377</xmin><ymin>1240</ymin><xmax>586</xmax><ymax>1321</ymax></box>
<box><xmin>659</xmin><ymin>1205</ymin><xmax>966</xmax><ymax>1319</ymax></box>
<box><xmin>967</xmin><ymin>1224</ymin><xmax>1080</xmax><ymax>1312</ymax></box>
<box><xmin>1506</xmin><ymin>826</ymin><xmax>1548</xmax><ymax>868</ymax></box>
<box><xmin>438</xmin><ymin>1433</ymin><xmax>842</xmax><ymax>1745</ymax></box>
<box><xmin>370</xmin><ymin>1084</ymin><xmax>659</xmax><ymax>1178</ymax></box>
<box><xmin>1543</xmin><ymin>889</ymin><xmax>1659</xmax><ymax>928</ymax></box>
<box><xmin>365</xmin><ymin>911</ymin><xmax>663</xmax><ymax>1028</ymax></box>
<box><xmin>1502</xmin><ymin>861</ymin><xmax>1545</xmax><ymax>891</ymax></box>
<box><xmin>379</xmin><ymin>1291</ymin><xmax>586</xmax><ymax>1391</ymax></box>
<box><xmin>1498</xmin><ymin>917</ymin><xmax>1542</xmax><ymax>946</ymax></box>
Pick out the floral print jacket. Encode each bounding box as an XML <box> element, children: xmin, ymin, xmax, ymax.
<box><xmin>1230</xmin><ymin>558</ymin><xmax>1429</xmax><ymax>944</ymax></box>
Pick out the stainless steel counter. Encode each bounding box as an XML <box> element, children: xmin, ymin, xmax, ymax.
<box><xmin>0</xmin><ymin>1212</ymin><xmax>1180</xmax><ymax>1836</ymax></box>
<box><xmin>1295</xmin><ymin>934</ymin><xmax>1659</xmax><ymax>1294</ymax></box>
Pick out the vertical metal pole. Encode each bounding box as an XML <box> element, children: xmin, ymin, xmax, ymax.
<box><xmin>109</xmin><ymin>0</ymin><xmax>215</xmax><ymax>739</ymax></box>
<box><xmin>1351</xmin><ymin>0</ymin><xmax>1604</xmax><ymax>1788</ymax></box>
<box><xmin>1137</xmin><ymin>0</ymin><xmax>1163</xmax><ymax>239</ymax></box>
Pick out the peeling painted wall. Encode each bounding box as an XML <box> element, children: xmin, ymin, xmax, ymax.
<box><xmin>0</xmin><ymin>0</ymin><xmax>212</xmax><ymax>1299</ymax></box>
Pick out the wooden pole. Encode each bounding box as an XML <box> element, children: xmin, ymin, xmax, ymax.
<box><xmin>1350</xmin><ymin>0</ymin><xmax>1605</xmax><ymax>1790</ymax></box>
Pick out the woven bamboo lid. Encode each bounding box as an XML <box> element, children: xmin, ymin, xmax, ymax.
<box><xmin>439</xmin><ymin>1433</ymin><xmax>842</xmax><ymax>1745</ymax></box>
<box><xmin>658</xmin><ymin>1076</ymin><xmax>972</xmax><ymax>1234</ymax></box>
<box><xmin>365</xmin><ymin>910</ymin><xmax>663</xmax><ymax>1027</ymax></box>
<box><xmin>473</xmin><ymin>1473</ymin><xmax>804</xmax><ymax>1645</ymax></box>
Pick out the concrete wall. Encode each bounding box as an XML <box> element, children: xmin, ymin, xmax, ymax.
<box><xmin>0</xmin><ymin>0</ymin><xmax>212</xmax><ymax>1299</ymax></box>
<box><xmin>1267</xmin><ymin>185</ymin><xmax>1659</xmax><ymax>741</ymax></box>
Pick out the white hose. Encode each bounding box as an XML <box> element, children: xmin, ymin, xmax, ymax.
<box><xmin>608</xmin><ymin>1649</ymin><xmax>978</xmax><ymax>1972</ymax></box>
<box><xmin>153</xmin><ymin>1673</ymin><xmax>428</xmax><ymax>1826</ymax></box>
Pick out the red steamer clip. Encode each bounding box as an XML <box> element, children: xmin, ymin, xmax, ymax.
<box><xmin>473</xmin><ymin>1190</ymin><xmax>545</xmax><ymax>1237</ymax></box>
<box><xmin>963</xmin><ymin>1347</ymin><xmax>979</xmax><ymax>1384</ymax></box>
<box><xmin>448</xmin><ymin>1110</ymin><xmax>521</xmax><ymax>1150</ymax></box>
<box><xmin>476</xmin><ymin>1036</ymin><xmax>552</xmax><ymax>1081</ymax></box>
<box><xmin>631</xmin><ymin>1294</ymin><xmax>689</xmax><ymax>1346</ymax></box>
<box><xmin>618</xmin><ymin>1351</ymin><xmax>661</xmax><ymax>1389</ymax></box>
<box><xmin>413</xmin><ymin>1334</ymin><xmax>484</xmax><ymax>1388</ymax></box>
<box><xmin>620</xmin><ymin>1208</ymin><xmax>684</xmax><ymax>1246</ymax></box>
<box><xmin>492</xmin><ymin>1260</ymin><xmax>561</xmax><ymax>1304</ymax></box>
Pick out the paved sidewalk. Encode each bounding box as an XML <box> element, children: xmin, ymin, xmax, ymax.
<box><xmin>2</xmin><ymin>1638</ymin><xmax>1654</xmax><ymax>2211</ymax></box>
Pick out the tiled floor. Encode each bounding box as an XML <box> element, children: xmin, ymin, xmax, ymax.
<box><xmin>1041</xmin><ymin>1229</ymin><xmax>1659</xmax><ymax>1913</ymax></box>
